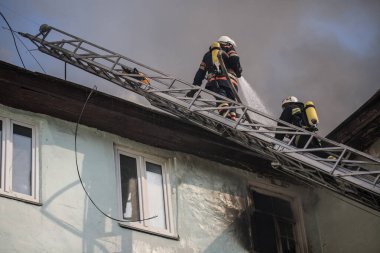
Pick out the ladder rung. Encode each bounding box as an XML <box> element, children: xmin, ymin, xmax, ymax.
<box><xmin>21</xmin><ymin>25</ymin><xmax>380</xmax><ymax>211</ymax></box>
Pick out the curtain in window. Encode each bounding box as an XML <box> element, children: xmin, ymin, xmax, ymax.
<box><xmin>120</xmin><ymin>154</ymin><xmax>140</xmax><ymax>221</ymax></box>
<box><xmin>146</xmin><ymin>162</ymin><xmax>166</xmax><ymax>229</ymax></box>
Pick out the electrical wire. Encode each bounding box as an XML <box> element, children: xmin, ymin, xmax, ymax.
<box><xmin>0</xmin><ymin>10</ymin><xmax>157</xmax><ymax>222</ymax></box>
<box><xmin>14</xmin><ymin>32</ymin><xmax>46</xmax><ymax>73</ymax></box>
<box><xmin>75</xmin><ymin>85</ymin><xmax>157</xmax><ymax>223</ymax></box>
<box><xmin>1</xmin><ymin>26</ymin><xmax>46</xmax><ymax>73</ymax></box>
<box><xmin>0</xmin><ymin>11</ymin><xmax>25</xmax><ymax>69</ymax></box>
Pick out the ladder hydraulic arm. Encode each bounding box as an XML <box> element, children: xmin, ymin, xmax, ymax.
<box><xmin>20</xmin><ymin>25</ymin><xmax>380</xmax><ymax>211</ymax></box>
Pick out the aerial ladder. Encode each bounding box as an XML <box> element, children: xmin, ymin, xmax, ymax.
<box><xmin>20</xmin><ymin>25</ymin><xmax>380</xmax><ymax>211</ymax></box>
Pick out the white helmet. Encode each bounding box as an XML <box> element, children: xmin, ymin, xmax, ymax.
<box><xmin>218</xmin><ymin>35</ymin><xmax>237</xmax><ymax>47</ymax></box>
<box><xmin>282</xmin><ymin>96</ymin><xmax>298</xmax><ymax>107</ymax></box>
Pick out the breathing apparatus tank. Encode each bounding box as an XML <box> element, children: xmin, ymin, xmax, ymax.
<box><xmin>304</xmin><ymin>101</ymin><xmax>319</xmax><ymax>127</ymax></box>
<box><xmin>210</xmin><ymin>42</ymin><xmax>221</xmax><ymax>74</ymax></box>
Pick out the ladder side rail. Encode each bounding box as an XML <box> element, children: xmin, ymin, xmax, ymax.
<box><xmin>279</xmin><ymin>163</ymin><xmax>380</xmax><ymax>211</ymax></box>
<box><xmin>338</xmin><ymin>171</ymin><xmax>380</xmax><ymax>177</ymax></box>
<box><xmin>35</xmin><ymin>26</ymin><xmax>178</xmax><ymax>83</ymax></box>
<box><xmin>269</xmin><ymin>115</ymin><xmax>380</xmax><ymax>164</ymax></box>
<box><xmin>38</xmin><ymin>28</ymin><xmax>380</xmax><ymax>167</ymax></box>
<box><xmin>340</xmin><ymin>160</ymin><xmax>380</xmax><ymax>165</ymax></box>
<box><xmin>52</xmin><ymin>39</ymin><xmax>125</xmax><ymax>72</ymax></box>
<box><xmin>20</xmin><ymin>27</ymin><xmax>380</xmax><ymax>199</ymax></box>
<box><xmin>46</xmin><ymin>37</ymin><xmax>174</xmax><ymax>84</ymax></box>
<box><xmin>145</xmin><ymin>90</ymin><xmax>277</xmax><ymax>158</ymax></box>
<box><xmin>25</xmin><ymin>27</ymin><xmax>357</xmax><ymax>156</ymax></box>
<box><xmin>177</xmin><ymin>74</ymin><xmax>380</xmax><ymax>173</ymax></box>
<box><xmin>32</xmin><ymin>25</ymin><xmax>256</xmax><ymax>111</ymax></box>
<box><xmin>240</xmin><ymin>122</ymin><xmax>380</xmax><ymax>190</ymax></box>
<box><xmin>38</xmin><ymin>47</ymin><xmax>147</xmax><ymax>94</ymax></box>
<box><xmin>277</xmin><ymin>151</ymin><xmax>380</xmax><ymax>194</ymax></box>
<box><xmin>34</xmin><ymin>29</ymin><xmax>254</xmax><ymax>125</ymax></box>
<box><xmin>48</xmin><ymin>39</ymin><xmax>82</xmax><ymax>45</ymax></box>
<box><xmin>45</xmin><ymin>26</ymin><xmax>165</xmax><ymax>74</ymax></box>
<box><xmin>138</xmin><ymin>92</ymin><xmax>378</xmax><ymax>206</ymax></box>
<box><xmin>239</xmin><ymin>124</ymin><xmax>295</xmax><ymax>131</ymax></box>
<box><xmin>46</xmin><ymin>27</ymin><xmax>196</xmax><ymax>85</ymax></box>
<box><xmin>146</xmin><ymin>96</ymin><xmax>274</xmax><ymax>160</ymax></box>
<box><xmin>60</xmin><ymin>50</ymin><xmax>150</xmax><ymax>90</ymax></box>
<box><xmin>281</xmin><ymin>152</ymin><xmax>380</xmax><ymax>192</ymax></box>
<box><xmin>27</xmin><ymin>26</ymin><xmax>268</xmax><ymax>126</ymax></box>
<box><xmin>234</xmin><ymin>119</ymin><xmax>380</xmax><ymax>195</ymax></box>
<box><xmin>35</xmin><ymin>34</ymin><xmax>182</xmax><ymax>91</ymax></box>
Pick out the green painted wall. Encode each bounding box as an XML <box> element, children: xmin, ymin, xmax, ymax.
<box><xmin>0</xmin><ymin>104</ymin><xmax>379</xmax><ymax>253</ymax></box>
<box><xmin>314</xmin><ymin>188</ymin><xmax>380</xmax><ymax>253</ymax></box>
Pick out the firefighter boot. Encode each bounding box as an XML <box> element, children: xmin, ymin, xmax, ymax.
<box><xmin>227</xmin><ymin>112</ymin><xmax>237</xmax><ymax>121</ymax></box>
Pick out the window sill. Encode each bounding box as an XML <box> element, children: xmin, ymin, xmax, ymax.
<box><xmin>119</xmin><ymin>222</ymin><xmax>179</xmax><ymax>240</ymax></box>
<box><xmin>0</xmin><ymin>192</ymin><xmax>41</xmax><ymax>206</ymax></box>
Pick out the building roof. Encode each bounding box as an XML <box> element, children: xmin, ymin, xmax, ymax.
<box><xmin>326</xmin><ymin>89</ymin><xmax>380</xmax><ymax>151</ymax></box>
<box><xmin>0</xmin><ymin>60</ymin><xmax>273</xmax><ymax>173</ymax></box>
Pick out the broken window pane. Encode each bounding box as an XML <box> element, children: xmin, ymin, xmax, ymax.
<box><xmin>12</xmin><ymin>124</ymin><xmax>32</xmax><ymax>195</ymax></box>
<box><xmin>120</xmin><ymin>154</ymin><xmax>140</xmax><ymax>221</ymax></box>
<box><xmin>146</xmin><ymin>162</ymin><xmax>166</xmax><ymax>229</ymax></box>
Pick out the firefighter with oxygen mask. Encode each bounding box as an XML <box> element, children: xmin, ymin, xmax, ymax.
<box><xmin>187</xmin><ymin>36</ymin><xmax>242</xmax><ymax>121</ymax></box>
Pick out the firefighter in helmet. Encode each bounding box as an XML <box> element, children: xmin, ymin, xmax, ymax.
<box><xmin>275</xmin><ymin>96</ymin><xmax>329</xmax><ymax>158</ymax></box>
<box><xmin>188</xmin><ymin>36</ymin><xmax>242</xmax><ymax>120</ymax></box>
<box><xmin>275</xmin><ymin>96</ymin><xmax>305</xmax><ymax>142</ymax></box>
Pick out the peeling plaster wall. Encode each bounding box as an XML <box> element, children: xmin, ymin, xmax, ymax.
<box><xmin>2</xmin><ymin>104</ymin><xmax>377</xmax><ymax>253</ymax></box>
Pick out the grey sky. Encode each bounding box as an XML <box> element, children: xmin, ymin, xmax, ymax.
<box><xmin>1</xmin><ymin>0</ymin><xmax>379</xmax><ymax>136</ymax></box>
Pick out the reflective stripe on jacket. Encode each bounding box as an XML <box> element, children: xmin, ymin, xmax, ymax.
<box><xmin>193</xmin><ymin>43</ymin><xmax>242</xmax><ymax>86</ymax></box>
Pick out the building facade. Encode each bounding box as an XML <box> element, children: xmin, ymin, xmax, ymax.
<box><xmin>0</xmin><ymin>61</ymin><xmax>379</xmax><ymax>252</ymax></box>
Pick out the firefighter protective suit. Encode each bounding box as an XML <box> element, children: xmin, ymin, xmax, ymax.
<box><xmin>275</xmin><ymin>101</ymin><xmax>327</xmax><ymax>158</ymax></box>
<box><xmin>191</xmin><ymin>40</ymin><xmax>242</xmax><ymax>120</ymax></box>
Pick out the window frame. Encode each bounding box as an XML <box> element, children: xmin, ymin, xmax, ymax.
<box><xmin>248</xmin><ymin>183</ymin><xmax>308</xmax><ymax>253</ymax></box>
<box><xmin>114</xmin><ymin>145</ymin><xmax>176</xmax><ymax>238</ymax></box>
<box><xmin>0</xmin><ymin>116</ymin><xmax>40</xmax><ymax>204</ymax></box>
<box><xmin>0</xmin><ymin>116</ymin><xmax>5</xmax><ymax>195</ymax></box>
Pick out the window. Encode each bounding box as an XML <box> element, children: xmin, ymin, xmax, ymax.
<box><xmin>0</xmin><ymin>117</ymin><xmax>39</xmax><ymax>203</ymax></box>
<box><xmin>250</xmin><ymin>190</ymin><xmax>306</xmax><ymax>253</ymax></box>
<box><xmin>115</xmin><ymin>146</ymin><xmax>175</xmax><ymax>238</ymax></box>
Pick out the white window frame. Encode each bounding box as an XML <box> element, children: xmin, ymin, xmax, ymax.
<box><xmin>249</xmin><ymin>182</ymin><xmax>309</xmax><ymax>253</ymax></box>
<box><xmin>0</xmin><ymin>116</ymin><xmax>39</xmax><ymax>204</ymax></box>
<box><xmin>114</xmin><ymin>145</ymin><xmax>176</xmax><ymax>238</ymax></box>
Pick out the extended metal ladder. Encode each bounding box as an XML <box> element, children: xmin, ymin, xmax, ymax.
<box><xmin>20</xmin><ymin>25</ymin><xmax>380</xmax><ymax>211</ymax></box>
